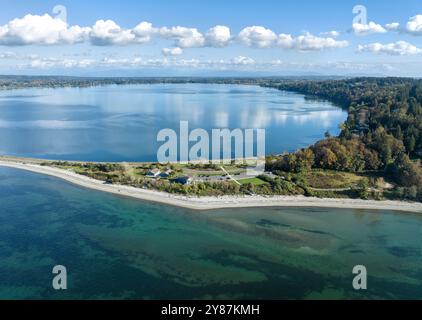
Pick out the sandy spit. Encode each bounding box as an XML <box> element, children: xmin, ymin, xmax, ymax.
<box><xmin>1</xmin><ymin>160</ymin><xmax>421</xmax><ymax>213</ymax></box>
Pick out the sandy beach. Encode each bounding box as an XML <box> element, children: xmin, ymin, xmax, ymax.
<box><xmin>1</xmin><ymin>160</ymin><xmax>421</xmax><ymax>213</ymax></box>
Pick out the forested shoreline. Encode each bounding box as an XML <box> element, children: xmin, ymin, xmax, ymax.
<box><xmin>265</xmin><ymin>78</ymin><xmax>422</xmax><ymax>201</ymax></box>
<box><xmin>1</xmin><ymin>76</ymin><xmax>422</xmax><ymax>201</ymax></box>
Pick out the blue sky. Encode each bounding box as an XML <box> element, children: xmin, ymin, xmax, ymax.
<box><xmin>0</xmin><ymin>0</ymin><xmax>421</xmax><ymax>76</ymax></box>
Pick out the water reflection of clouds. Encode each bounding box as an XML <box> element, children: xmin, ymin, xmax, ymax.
<box><xmin>292</xmin><ymin>111</ymin><xmax>341</xmax><ymax>128</ymax></box>
<box><xmin>0</xmin><ymin>84</ymin><xmax>348</xmax><ymax>161</ymax></box>
<box><xmin>9</xmin><ymin>85</ymin><xmax>344</xmax><ymax>131</ymax></box>
<box><xmin>215</xmin><ymin>111</ymin><xmax>229</xmax><ymax>127</ymax></box>
<box><xmin>152</xmin><ymin>93</ymin><xmax>205</xmax><ymax>124</ymax></box>
<box><xmin>0</xmin><ymin>119</ymin><xmax>94</xmax><ymax>129</ymax></box>
<box><xmin>0</xmin><ymin>97</ymin><xmax>344</xmax><ymax>132</ymax></box>
<box><xmin>237</xmin><ymin>108</ymin><xmax>343</xmax><ymax>129</ymax></box>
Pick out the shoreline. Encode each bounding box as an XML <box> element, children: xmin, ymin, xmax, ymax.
<box><xmin>1</xmin><ymin>160</ymin><xmax>421</xmax><ymax>213</ymax></box>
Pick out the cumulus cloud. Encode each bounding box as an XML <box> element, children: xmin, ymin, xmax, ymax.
<box><xmin>158</xmin><ymin>25</ymin><xmax>232</xmax><ymax>49</ymax></box>
<box><xmin>162</xmin><ymin>47</ymin><xmax>183</xmax><ymax>56</ymax></box>
<box><xmin>0</xmin><ymin>14</ymin><xmax>89</xmax><ymax>45</ymax></box>
<box><xmin>278</xmin><ymin>33</ymin><xmax>348</xmax><ymax>51</ymax></box>
<box><xmin>352</xmin><ymin>16</ymin><xmax>422</xmax><ymax>35</ymax></box>
<box><xmin>132</xmin><ymin>21</ymin><xmax>157</xmax><ymax>42</ymax></box>
<box><xmin>159</xmin><ymin>26</ymin><xmax>205</xmax><ymax>48</ymax></box>
<box><xmin>205</xmin><ymin>25</ymin><xmax>231</xmax><ymax>47</ymax></box>
<box><xmin>231</xmin><ymin>56</ymin><xmax>255</xmax><ymax>65</ymax></box>
<box><xmin>237</xmin><ymin>27</ymin><xmax>347</xmax><ymax>51</ymax></box>
<box><xmin>358</xmin><ymin>41</ymin><xmax>422</xmax><ymax>55</ymax></box>
<box><xmin>406</xmin><ymin>15</ymin><xmax>422</xmax><ymax>35</ymax></box>
<box><xmin>0</xmin><ymin>14</ymin><xmax>156</xmax><ymax>46</ymax></box>
<box><xmin>238</xmin><ymin>26</ymin><xmax>277</xmax><ymax>48</ymax></box>
<box><xmin>90</xmin><ymin>20</ymin><xmax>132</xmax><ymax>45</ymax></box>
<box><xmin>385</xmin><ymin>22</ymin><xmax>400</xmax><ymax>31</ymax></box>
<box><xmin>353</xmin><ymin>22</ymin><xmax>387</xmax><ymax>35</ymax></box>
<box><xmin>0</xmin><ymin>12</ymin><xmax>350</xmax><ymax>54</ymax></box>
<box><xmin>89</xmin><ymin>20</ymin><xmax>157</xmax><ymax>46</ymax></box>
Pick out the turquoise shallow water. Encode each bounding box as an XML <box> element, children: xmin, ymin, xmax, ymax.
<box><xmin>0</xmin><ymin>84</ymin><xmax>346</xmax><ymax>162</ymax></box>
<box><xmin>0</xmin><ymin>167</ymin><xmax>421</xmax><ymax>300</ymax></box>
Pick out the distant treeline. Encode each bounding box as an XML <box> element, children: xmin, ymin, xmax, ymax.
<box><xmin>0</xmin><ymin>75</ymin><xmax>344</xmax><ymax>90</ymax></box>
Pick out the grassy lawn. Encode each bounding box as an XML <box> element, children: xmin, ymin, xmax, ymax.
<box><xmin>45</xmin><ymin>160</ymin><xmax>377</xmax><ymax>193</ymax></box>
<box><xmin>238</xmin><ymin>177</ymin><xmax>269</xmax><ymax>186</ymax></box>
<box><xmin>305</xmin><ymin>170</ymin><xmax>366</xmax><ymax>189</ymax></box>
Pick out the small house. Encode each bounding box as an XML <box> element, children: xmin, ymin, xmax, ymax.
<box><xmin>171</xmin><ymin>176</ymin><xmax>193</xmax><ymax>185</ymax></box>
<box><xmin>159</xmin><ymin>169</ymin><xmax>173</xmax><ymax>178</ymax></box>
<box><xmin>146</xmin><ymin>168</ymin><xmax>161</xmax><ymax>178</ymax></box>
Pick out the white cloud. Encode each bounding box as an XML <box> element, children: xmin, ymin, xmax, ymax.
<box><xmin>0</xmin><ymin>26</ymin><xmax>7</xmax><ymax>39</ymax></box>
<box><xmin>278</xmin><ymin>33</ymin><xmax>348</xmax><ymax>51</ymax></box>
<box><xmin>321</xmin><ymin>30</ymin><xmax>340</xmax><ymax>37</ymax></box>
<box><xmin>406</xmin><ymin>15</ymin><xmax>422</xmax><ymax>35</ymax></box>
<box><xmin>353</xmin><ymin>22</ymin><xmax>387</xmax><ymax>35</ymax></box>
<box><xmin>28</xmin><ymin>57</ymin><xmax>95</xmax><ymax>68</ymax></box>
<box><xmin>0</xmin><ymin>14</ymin><xmax>158</xmax><ymax>47</ymax></box>
<box><xmin>0</xmin><ymin>12</ymin><xmax>351</xmax><ymax>58</ymax></box>
<box><xmin>237</xmin><ymin>27</ymin><xmax>347</xmax><ymax>51</ymax></box>
<box><xmin>62</xmin><ymin>25</ymin><xmax>91</xmax><ymax>44</ymax></box>
<box><xmin>270</xmin><ymin>59</ymin><xmax>283</xmax><ymax>65</ymax></box>
<box><xmin>385</xmin><ymin>22</ymin><xmax>400</xmax><ymax>31</ymax></box>
<box><xmin>0</xmin><ymin>51</ymin><xmax>17</xmax><ymax>59</ymax></box>
<box><xmin>0</xmin><ymin>14</ymin><xmax>89</xmax><ymax>45</ymax></box>
<box><xmin>19</xmin><ymin>55</ymin><xmax>257</xmax><ymax>70</ymax></box>
<box><xmin>159</xmin><ymin>26</ymin><xmax>205</xmax><ymax>48</ymax></box>
<box><xmin>13</xmin><ymin>54</ymin><xmax>408</xmax><ymax>76</ymax></box>
<box><xmin>238</xmin><ymin>26</ymin><xmax>277</xmax><ymax>48</ymax></box>
<box><xmin>205</xmin><ymin>25</ymin><xmax>231</xmax><ymax>47</ymax></box>
<box><xmin>162</xmin><ymin>47</ymin><xmax>183</xmax><ymax>56</ymax></box>
<box><xmin>0</xmin><ymin>14</ymin><xmax>156</xmax><ymax>46</ymax></box>
<box><xmin>0</xmin><ymin>12</ymin><xmax>349</xmax><ymax>54</ymax></box>
<box><xmin>90</xmin><ymin>20</ymin><xmax>137</xmax><ymax>45</ymax></box>
<box><xmin>358</xmin><ymin>41</ymin><xmax>422</xmax><ymax>56</ymax></box>
<box><xmin>175</xmin><ymin>58</ymin><xmax>201</xmax><ymax>67</ymax></box>
<box><xmin>231</xmin><ymin>56</ymin><xmax>255</xmax><ymax>65</ymax></box>
<box><xmin>132</xmin><ymin>22</ymin><xmax>157</xmax><ymax>43</ymax></box>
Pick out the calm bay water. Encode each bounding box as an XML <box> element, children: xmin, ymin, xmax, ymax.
<box><xmin>0</xmin><ymin>167</ymin><xmax>421</xmax><ymax>300</ymax></box>
<box><xmin>0</xmin><ymin>84</ymin><xmax>420</xmax><ymax>300</ymax></box>
<box><xmin>0</xmin><ymin>84</ymin><xmax>346</xmax><ymax>162</ymax></box>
